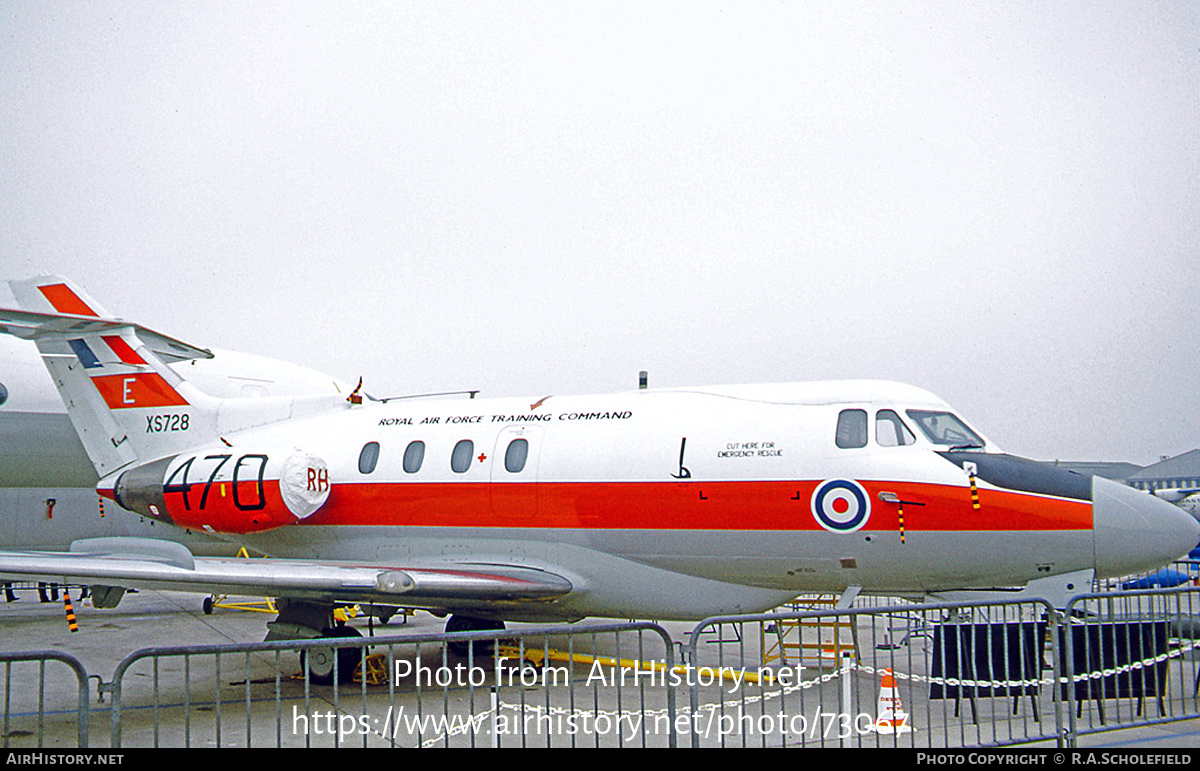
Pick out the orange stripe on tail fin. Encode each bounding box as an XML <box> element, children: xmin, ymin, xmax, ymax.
<box><xmin>37</xmin><ymin>283</ymin><xmax>99</xmax><ymax>316</ymax></box>
<box><xmin>91</xmin><ymin>373</ymin><xmax>189</xmax><ymax>409</ymax></box>
<box><xmin>101</xmin><ymin>335</ymin><xmax>147</xmax><ymax>365</ymax></box>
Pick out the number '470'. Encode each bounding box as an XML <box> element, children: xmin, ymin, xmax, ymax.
<box><xmin>163</xmin><ymin>454</ymin><xmax>268</xmax><ymax>511</ymax></box>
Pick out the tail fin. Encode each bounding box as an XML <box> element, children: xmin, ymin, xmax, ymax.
<box><xmin>3</xmin><ymin>276</ymin><xmax>222</xmax><ymax>476</ymax></box>
<box><xmin>1</xmin><ymin>276</ymin><xmax>344</xmax><ymax>479</ymax></box>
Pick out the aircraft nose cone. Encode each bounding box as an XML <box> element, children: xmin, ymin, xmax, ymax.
<box><xmin>1092</xmin><ymin>476</ymin><xmax>1200</xmax><ymax>577</ymax></box>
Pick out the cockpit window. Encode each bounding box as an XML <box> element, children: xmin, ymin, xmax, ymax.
<box><xmin>876</xmin><ymin>410</ymin><xmax>916</xmax><ymax>447</ymax></box>
<box><xmin>835</xmin><ymin>409</ymin><xmax>868</xmax><ymax>449</ymax></box>
<box><xmin>905</xmin><ymin>410</ymin><xmax>985</xmax><ymax>448</ymax></box>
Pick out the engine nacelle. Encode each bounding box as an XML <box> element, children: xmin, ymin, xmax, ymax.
<box><xmin>107</xmin><ymin>448</ymin><xmax>331</xmax><ymax>534</ymax></box>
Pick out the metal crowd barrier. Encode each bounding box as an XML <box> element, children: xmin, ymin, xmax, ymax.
<box><xmin>106</xmin><ymin>621</ymin><xmax>677</xmax><ymax>748</ymax></box>
<box><xmin>4</xmin><ymin>586</ymin><xmax>1200</xmax><ymax>748</ymax></box>
<box><xmin>685</xmin><ymin>599</ymin><xmax>1063</xmax><ymax>748</ymax></box>
<box><xmin>1061</xmin><ymin>585</ymin><xmax>1200</xmax><ymax>747</ymax></box>
<box><xmin>0</xmin><ymin>650</ymin><xmax>90</xmax><ymax>748</ymax></box>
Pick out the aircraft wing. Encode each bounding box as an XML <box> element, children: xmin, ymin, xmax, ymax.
<box><xmin>0</xmin><ymin>538</ymin><xmax>573</xmax><ymax>608</ymax></box>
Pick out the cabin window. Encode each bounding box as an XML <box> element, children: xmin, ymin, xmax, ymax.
<box><xmin>358</xmin><ymin>441</ymin><xmax>380</xmax><ymax>474</ymax></box>
<box><xmin>905</xmin><ymin>410</ymin><xmax>986</xmax><ymax>448</ymax></box>
<box><xmin>835</xmin><ymin>409</ymin><xmax>868</xmax><ymax>449</ymax></box>
<box><xmin>875</xmin><ymin>410</ymin><xmax>916</xmax><ymax>447</ymax></box>
<box><xmin>403</xmin><ymin>441</ymin><xmax>425</xmax><ymax>474</ymax></box>
<box><xmin>505</xmin><ymin>438</ymin><xmax>529</xmax><ymax>473</ymax></box>
<box><xmin>451</xmin><ymin>440</ymin><xmax>474</xmax><ymax>473</ymax></box>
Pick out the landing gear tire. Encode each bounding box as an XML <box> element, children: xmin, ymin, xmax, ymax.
<box><xmin>445</xmin><ymin>615</ymin><xmax>505</xmax><ymax>658</ymax></box>
<box><xmin>301</xmin><ymin>625</ymin><xmax>363</xmax><ymax>685</ymax></box>
<box><xmin>202</xmin><ymin>596</ymin><xmax>214</xmax><ymax>615</ymax></box>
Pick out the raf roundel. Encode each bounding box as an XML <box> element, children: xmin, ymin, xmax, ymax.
<box><xmin>811</xmin><ymin>479</ymin><xmax>871</xmax><ymax>533</ymax></box>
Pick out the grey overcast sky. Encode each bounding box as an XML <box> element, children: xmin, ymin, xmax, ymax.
<box><xmin>1</xmin><ymin>2</ymin><xmax>1198</xmax><ymax>465</ymax></box>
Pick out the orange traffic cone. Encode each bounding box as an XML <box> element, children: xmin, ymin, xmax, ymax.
<box><xmin>873</xmin><ymin>669</ymin><xmax>911</xmax><ymax>734</ymax></box>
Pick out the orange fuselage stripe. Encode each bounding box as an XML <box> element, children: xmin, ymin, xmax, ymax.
<box><xmin>159</xmin><ymin>478</ymin><xmax>1092</xmax><ymax>535</ymax></box>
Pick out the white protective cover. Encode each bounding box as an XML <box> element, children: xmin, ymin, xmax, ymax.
<box><xmin>279</xmin><ymin>450</ymin><xmax>331</xmax><ymax>519</ymax></box>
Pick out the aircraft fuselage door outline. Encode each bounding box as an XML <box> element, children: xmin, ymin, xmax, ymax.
<box><xmin>491</xmin><ymin>424</ymin><xmax>540</xmax><ymax>519</ymax></box>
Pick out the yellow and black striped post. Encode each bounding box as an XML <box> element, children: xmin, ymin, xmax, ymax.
<box><xmin>968</xmin><ymin>473</ymin><xmax>981</xmax><ymax>509</ymax></box>
<box><xmin>898</xmin><ymin>504</ymin><xmax>906</xmax><ymax>543</ymax></box>
<box><xmin>64</xmin><ymin>588</ymin><xmax>78</xmax><ymax>633</ymax></box>
<box><xmin>98</xmin><ymin>495</ymin><xmax>105</xmax><ymax>518</ymax></box>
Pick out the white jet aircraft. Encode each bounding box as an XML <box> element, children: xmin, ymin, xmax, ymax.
<box><xmin>1</xmin><ymin>276</ymin><xmax>1195</xmax><ymax>672</ymax></box>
